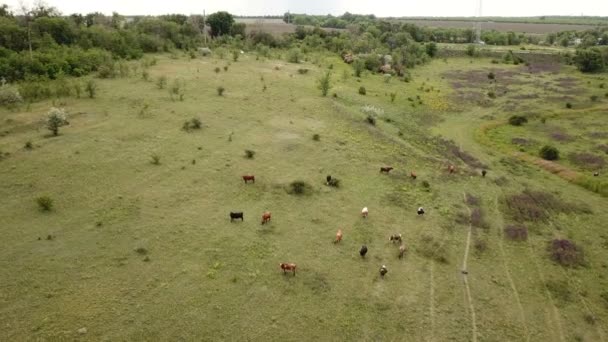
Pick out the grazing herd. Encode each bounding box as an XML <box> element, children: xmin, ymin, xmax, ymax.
<box><xmin>231</xmin><ymin>165</ymin><xmax>479</xmax><ymax>279</ymax></box>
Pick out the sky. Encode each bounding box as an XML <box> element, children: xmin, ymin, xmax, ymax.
<box><xmin>4</xmin><ymin>0</ymin><xmax>608</xmax><ymax>17</ymax></box>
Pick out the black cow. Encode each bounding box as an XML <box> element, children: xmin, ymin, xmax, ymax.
<box><xmin>326</xmin><ymin>175</ymin><xmax>332</xmax><ymax>184</ymax></box>
<box><xmin>481</xmin><ymin>170</ymin><xmax>487</xmax><ymax>177</ymax></box>
<box><xmin>230</xmin><ymin>212</ymin><xmax>244</xmax><ymax>221</ymax></box>
<box><xmin>417</xmin><ymin>207</ymin><xmax>425</xmax><ymax>215</ymax></box>
<box><xmin>360</xmin><ymin>245</ymin><xmax>368</xmax><ymax>257</ymax></box>
<box><xmin>389</xmin><ymin>234</ymin><xmax>402</xmax><ymax>243</ymax></box>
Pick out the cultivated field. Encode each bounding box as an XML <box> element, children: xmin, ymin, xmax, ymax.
<box><xmin>398</xmin><ymin>19</ymin><xmax>598</xmax><ymax>34</ymax></box>
<box><xmin>236</xmin><ymin>18</ymin><xmax>345</xmax><ymax>35</ymax></box>
<box><xmin>1</xmin><ymin>50</ymin><xmax>607</xmax><ymax>341</ymax></box>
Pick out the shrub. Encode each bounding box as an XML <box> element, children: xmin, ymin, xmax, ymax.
<box><xmin>317</xmin><ymin>71</ymin><xmax>332</xmax><ymax>97</ymax></box>
<box><xmin>568</xmin><ymin>152</ymin><xmax>605</xmax><ymax>170</ymax></box>
<box><xmin>0</xmin><ymin>85</ymin><xmax>23</xmax><ymax>108</ymax></box>
<box><xmin>465</xmin><ymin>193</ymin><xmax>480</xmax><ymax>206</ymax></box>
<box><xmin>72</xmin><ymin>81</ymin><xmax>82</xmax><ymax>98</ymax></box>
<box><xmin>169</xmin><ymin>80</ymin><xmax>185</xmax><ymax>101</ymax></box>
<box><xmin>182</xmin><ymin>118</ymin><xmax>202</xmax><ymax>131</ymax></box>
<box><xmin>419</xmin><ymin>234</ymin><xmax>449</xmax><ymax>263</ymax></box>
<box><xmin>217</xmin><ymin>86</ymin><xmax>225</xmax><ymax>96</ymax></box>
<box><xmin>353</xmin><ymin>59</ymin><xmax>365</xmax><ymax>77</ymax></box>
<box><xmin>508</xmin><ymin>115</ymin><xmax>528</xmax><ymax>126</ymax></box>
<box><xmin>150</xmin><ymin>153</ymin><xmax>161</xmax><ymax>165</ymax></box>
<box><xmin>286</xmin><ymin>48</ymin><xmax>302</xmax><ymax>63</ymax></box>
<box><xmin>487</xmin><ymin>91</ymin><xmax>496</xmax><ymax>99</ymax></box>
<box><xmin>287</xmin><ymin>180</ymin><xmax>312</xmax><ymax>195</ymax></box>
<box><xmin>466</xmin><ymin>44</ymin><xmax>477</xmax><ymax>57</ymax></box>
<box><xmin>487</xmin><ymin>72</ymin><xmax>495</xmax><ymax>80</ymax></box>
<box><xmin>244</xmin><ymin>149</ymin><xmax>255</xmax><ymax>159</ymax></box>
<box><xmin>504</xmin><ymin>190</ymin><xmax>575</xmax><ymax>222</ymax></box>
<box><xmin>223</xmin><ymin>65</ymin><xmax>228</xmax><ymax>72</ymax></box>
<box><xmin>297</xmin><ymin>68</ymin><xmax>309</xmax><ymax>74</ymax></box>
<box><xmin>545</xmin><ymin>280</ymin><xmax>572</xmax><ymax>302</ymax></box>
<box><xmin>232</xmin><ymin>50</ymin><xmax>239</xmax><ymax>62</ymax></box>
<box><xmin>156</xmin><ymin>76</ymin><xmax>167</xmax><ymax>89</ymax></box>
<box><xmin>540</xmin><ymin>145</ymin><xmax>559</xmax><ymax>160</ymax></box>
<box><xmin>142</xmin><ymin>70</ymin><xmax>149</xmax><ymax>81</ymax></box>
<box><xmin>36</xmin><ymin>196</ymin><xmax>53</xmax><ymax>211</ymax></box>
<box><xmin>97</xmin><ymin>64</ymin><xmax>115</xmax><ymax>79</ymax></box>
<box><xmin>590</xmin><ymin>95</ymin><xmax>598</xmax><ymax>102</ymax></box>
<box><xmin>24</xmin><ymin>141</ymin><xmax>33</xmax><ymax>150</ymax></box>
<box><xmin>358</xmin><ymin>86</ymin><xmax>366</xmax><ymax>95</ymax></box>
<box><xmin>214</xmin><ymin>67</ymin><xmax>221</xmax><ymax>73</ymax></box>
<box><xmin>474</xmin><ymin>239</ymin><xmax>487</xmax><ymax>253</ymax></box>
<box><xmin>549</xmin><ymin>239</ymin><xmax>584</xmax><ymax>267</ymax></box>
<box><xmin>566</xmin><ymin>102</ymin><xmax>572</xmax><ymax>109</ymax></box>
<box><xmin>135</xmin><ymin>247</ymin><xmax>148</xmax><ymax>255</ymax></box>
<box><xmin>504</xmin><ymin>225</ymin><xmax>528</xmax><ymax>241</ymax></box>
<box><xmin>366</xmin><ymin>115</ymin><xmax>376</xmax><ymax>125</ymax></box>
<box><xmin>46</xmin><ymin>107</ymin><xmax>69</xmax><ymax>136</ymax></box>
<box><xmin>312</xmin><ymin>134</ymin><xmax>320</xmax><ymax>141</ymax></box>
<box><xmin>85</xmin><ymin>80</ymin><xmax>97</xmax><ymax>98</ymax></box>
<box><xmin>390</xmin><ymin>92</ymin><xmax>396</xmax><ymax>102</ymax></box>
<box><xmin>422</xmin><ymin>180</ymin><xmax>430</xmax><ymax>189</ymax></box>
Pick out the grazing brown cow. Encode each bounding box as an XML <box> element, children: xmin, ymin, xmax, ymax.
<box><xmin>280</xmin><ymin>263</ymin><xmax>296</xmax><ymax>276</ymax></box>
<box><xmin>242</xmin><ymin>175</ymin><xmax>255</xmax><ymax>183</ymax></box>
<box><xmin>380</xmin><ymin>166</ymin><xmax>394</xmax><ymax>174</ymax></box>
<box><xmin>399</xmin><ymin>245</ymin><xmax>406</xmax><ymax>259</ymax></box>
<box><xmin>334</xmin><ymin>229</ymin><xmax>343</xmax><ymax>243</ymax></box>
<box><xmin>448</xmin><ymin>165</ymin><xmax>456</xmax><ymax>174</ymax></box>
<box><xmin>410</xmin><ymin>171</ymin><xmax>417</xmax><ymax>180</ymax></box>
<box><xmin>261</xmin><ymin>211</ymin><xmax>271</xmax><ymax>224</ymax></box>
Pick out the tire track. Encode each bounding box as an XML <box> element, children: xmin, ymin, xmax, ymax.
<box><xmin>493</xmin><ymin>196</ymin><xmax>531</xmax><ymax>342</ymax></box>
<box><xmin>428</xmin><ymin>262</ymin><xmax>436</xmax><ymax>342</ymax></box>
<box><xmin>461</xmin><ymin>192</ymin><xmax>478</xmax><ymax>342</ymax></box>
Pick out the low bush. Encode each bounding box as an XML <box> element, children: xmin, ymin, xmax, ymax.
<box><xmin>0</xmin><ymin>85</ymin><xmax>23</xmax><ymax>108</ymax></box>
<box><xmin>358</xmin><ymin>86</ymin><xmax>366</xmax><ymax>95</ymax></box>
<box><xmin>568</xmin><ymin>152</ymin><xmax>605</xmax><ymax>170</ymax></box>
<box><xmin>590</xmin><ymin>95</ymin><xmax>598</xmax><ymax>102</ymax></box>
<box><xmin>549</xmin><ymin>239</ymin><xmax>585</xmax><ymax>267</ymax></box>
<box><xmin>419</xmin><ymin>234</ymin><xmax>449</xmax><ymax>263</ymax></box>
<box><xmin>244</xmin><ymin>149</ymin><xmax>255</xmax><ymax>159</ymax></box>
<box><xmin>366</xmin><ymin>115</ymin><xmax>376</xmax><ymax>125</ymax></box>
<box><xmin>36</xmin><ymin>196</ymin><xmax>53</xmax><ymax>211</ymax></box>
<box><xmin>327</xmin><ymin>178</ymin><xmax>340</xmax><ymax>188</ymax></box>
<box><xmin>390</xmin><ymin>92</ymin><xmax>396</xmax><ymax>102</ymax></box>
<box><xmin>182</xmin><ymin>118</ymin><xmax>202</xmax><ymax>131</ymax></box>
<box><xmin>508</xmin><ymin>115</ymin><xmax>528</xmax><ymax>126</ymax></box>
<box><xmin>487</xmin><ymin>72</ymin><xmax>495</xmax><ymax>80</ymax></box>
<box><xmin>422</xmin><ymin>180</ymin><xmax>430</xmax><ymax>189</ymax></box>
<box><xmin>540</xmin><ymin>145</ymin><xmax>559</xmax><ymax>160</ymax></box>
<box><xmin>566</xmin><ymin>102</ymin><xmax>573</xmax><ymax>109</ymax></box>
<box><xmin>297</xmin><ymin>68</ymin><xmax>309</xmax><ymax>74</ymax></box>
<box><xmin>487</xmin><ymin>90</ymin><xmax>496</xmax><ymax>99</ymax></box>
<box><xmin>156</xmin><ymin>76</ymin><xmax>167</xmax><ymax>89</ymax></box>
<box><xmin>46</xmin><ymin>107</ymin><xmax>69</xmax><ymax>136</ymax></box>
<box><xmin>24</xmin><ymin>141</ymin><xmax>33</xmax><ymax>150</ymax></box>
<box><xmin>214</xmin><ymin>67</ymin><xmax>221</xmax><ymax>73</ymax></box>
<box><xmin>217</xmin><ymin>86</ymin><xmax>225</xmax><ymax>96</ymax></box>
<box><xmin>504</xmin><ymin>190</ymin><xmax>576</xmax><ymax>222</ymax></box>
<box><xmin>287</xmin><ymin>180</ymin><xmax>312</xmax><ymax>195</ymax></box>
<box><xmin>504</xmin><ymin>225</ymin><xmax>528</xmax><ymax>241</ymax></box>
<box><xmin>286</xmin><ymin>48</ymin><xmax>302</xmax><ymax>63</ymax></box>
<box><xmin>545</xmin><ymin>279</ymin><xmax>572</xmax><ymax>302</ymax></box>
<box><xmin>85</xmin><ymin>80</ymin><xmax>97</xmax><ymax>98</ymax></box>
<box><xmin>150</xmin><ymin>153</ymin><xmax>161</xmax><ymax>165</ymax></box>
<box><xmin>312</xmin><ymin>134</ymin><xmax>320</xmax><ymax>141</ymax></box>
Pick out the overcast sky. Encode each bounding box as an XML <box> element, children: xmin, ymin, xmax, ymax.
<box><xmin>4</xmin><ymin>0</ymin><xmax>608</xmax><ymax>17</ymax></box>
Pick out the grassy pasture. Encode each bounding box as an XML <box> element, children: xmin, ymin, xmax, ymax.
<box><xmin>1</xmin><ymin>51</ymin><xmax>607</xmax><ymax>341</ymax></box>
<box><xmin>397</xmin><ymin>19</ymin><xmax>598</xmax><ymax>34</ymax></box>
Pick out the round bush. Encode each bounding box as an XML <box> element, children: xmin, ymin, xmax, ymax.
<box><xmin>508</xmin><ymin>115</ymin><xmax>528</xmax><ymax>126</ymax></box>
<box><xmin>540</xmin><ymin>145</ymin><xmax>560</xmax><ymax>160</ymax></box>
<box><xmin>358</xmin><ymin>86</ymin><xmax>366</xmax><ymax>95</ymax></box>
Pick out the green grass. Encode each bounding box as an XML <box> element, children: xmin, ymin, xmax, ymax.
<box><xmin>1</xmin><ymin>52</ymin><xmax>607</xmax><ymax>341</ymax></box>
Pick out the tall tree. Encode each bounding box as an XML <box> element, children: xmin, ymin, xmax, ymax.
<box><xmin>206</xmin><ymin>11</ymin><xmax>234</xmax><ymax>37</ymax></box>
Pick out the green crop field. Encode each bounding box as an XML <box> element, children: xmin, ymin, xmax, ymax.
<box><xmin>1</xmin><ymin>50</ymin><xmax>607</xmax><ymax>341</ymax></box>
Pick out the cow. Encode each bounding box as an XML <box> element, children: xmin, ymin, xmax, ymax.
<box><xmin>230</xmin><ymin>212</ymin><xmax>244</xmax><ymax>221</ymax></box>
<box><xmin>410</xmin><ymin>171</ymin><xmax>417</xmax><ymax>180</ymax></box>
<box><xmin>448</xmin><ymin>165</ymin><xmax>456</xmax><ymax>174</ymax></box>
<box><xmin>380</xmin><ymin>265</ymin><xmax>388</xmax><ymax>278</ymax></box>
<box><xmin>594</xmin><ymin>171</ymin><xmax>600</xmax><ymax>177</ymax></box>
<box><xmin>389</xmin><ymin>234</ymin><xmax>402</xmax><ymax>243</ymax></box>
<box><xmin>399</xmin><ymin>245</ymin><xmax>406</xmax><ymax>259</ymax></box>
<box><xmin>417</xmin><ymin>207</ymin><xmax>425</xmax><ymax>216</ymax></box>
<box><xmin>380</xmin><ymin>166</ymin><xmax>394</xmax><ymax>174</ymax></box>
<box><xmin>261</xmin><ymin>211</ymin><xmax>271</xmax><ymax>225</ymax></box>
<box><xmin>361</xmin><ymin>207</ymin><xmax>368</xmax><ymax>218</ymax></box>
<box><xmin>334</xmin><ymin>229</ymin><xmax>343</xmax><ymax>243</ymax></box>
<box><xmin>242</xmin><ymin>175</ymin><xmax>255</xmax><ymax>183</ymax></box>
<box><xmin>360</xmin><ymin>245</ymin><xmax>368</xmax><ymax>257</ymax></box>
<box><xmin>326</xmin><ymin>175</ymin><xmax>332</xmax><ymax>184</ymax></box>
<box><xmin>481</xmin><ymin>169</ymin><xmax>487</xmax><ymax>177</ymax></box>
<box><xmin>280</xmin><ymin>263</ymin><xmax>296</xmax><ymax>276</ymax></box>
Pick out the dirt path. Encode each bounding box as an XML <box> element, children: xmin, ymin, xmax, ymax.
<box><xmin>461</xmin><ymin>192</ymin><xmax>478</xmax><ymax>342</ymax></box>
<box><xmin>428</xmin><ymin>262</ymin><xmax>436</xmax><ymax>342</ymax></box>
<box><xmin>493</xmin><ymin>196</ymin><xmax>531</xmax><ymax>341</ymax></box>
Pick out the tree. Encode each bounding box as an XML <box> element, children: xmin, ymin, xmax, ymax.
<box><xmin>0</xmin><ymin>4</ymin><xmax>13</xmax><ymax>18</ymax></box>
<box><xmin>46</xmin><ymin>107</ymin><xmax>68</xmax><ymax>136</ymax></box>
<box><xmin>317</xmin><ymin>71</ymin><xmax>332</xmax><ymax>97</ymax></box>
<box><xmin>207</xmin><ymin>11</ymin><xmax>234</xmax><ymax>37</ymax></box>
<box><xmin>230</xmin><ymin>22</ymin><xmax>246</xmax><ymax>37</ymax></box>
<box><xmin>425</xmin><ymin>42</ymin><xmax>438</xmax><ymax>57</ymax></box>
<box><xmin>574</xmin><ymin>48</ymin><xmax>605</xmax><ymax>73</ymax></box>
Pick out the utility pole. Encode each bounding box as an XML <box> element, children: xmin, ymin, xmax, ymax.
<box><xmin>475</xmin><ymin>0</ymin><xmax>482</xmax><ymax>44</ymax></box>
<box><xmin>203</xmin><ymin>10</ymin><xmax>207</xmax><ymax>45</ymax></box>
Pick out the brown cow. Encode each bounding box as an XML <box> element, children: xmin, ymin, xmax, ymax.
<box><xmin>334</xmin><ymin>229</ymin><xmax>343</xmax><ymax>244</ymax></box>
<box><xmin>280</xmin><ymin>263</ymin><xmax>296</xmax><ymax>276</ymax></box>
<box><xmin>448</xmin><ymin>165</ymin><xmax>455</xmax><ymax>174</ymax></box>
<box><xmin>261</xmin><ymin>211</ymin><xmax>271</xmax><ymax>224</ymax></box>
<box><xmin>410</xmin><ymin>171</ymin><xmax>417</xmax><ymax>180</ymax></box>
<box><xmin>243</xmin><ymin>175</ymin><xmax>255</xmax><ymax>183</ymax></box>
<box><xmin>389</xmin><ymin>234</ymin><xmax>402</xmax><ymax>243</ymax></box>
<box><xmin>380</xmin><ymin>166</ymin><xmax>394</xmax><ymax>174</ymax></box>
